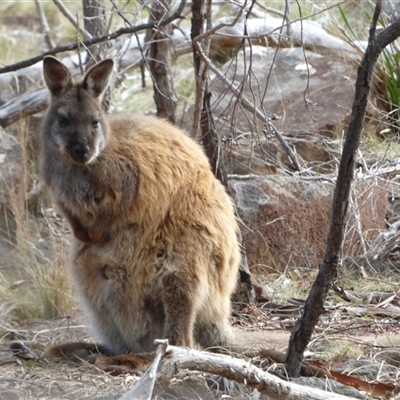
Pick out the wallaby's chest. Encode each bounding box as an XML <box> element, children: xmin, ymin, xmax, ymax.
<box><xmin>48</xmin><ymin>157</ymin><xmax>104</xmax><ymax>210</ymax></box>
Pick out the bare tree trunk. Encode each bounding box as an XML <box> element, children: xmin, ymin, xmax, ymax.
<box><xmin>191</xmin><ymin>0</ymin><xmax>207</xmax><ymax>137</ymax></box>
<box><xmin>82</xmin><ymin>0</ymin><xmax>111</xmax><ymax>109</ymax></box>
<box><xmin>82</xmin><ymin>0</ymin><xmax>107</xmax><ymax>64</ymax></box>
<box><xmin>146</xmin><ymin>0</ymin><xmax>177</xmax><ymax>123</ymax></box>
<box><xmin>285</xmin><ymin>0</ymin><xmax>400</xmax><ymax>377</ymax></box>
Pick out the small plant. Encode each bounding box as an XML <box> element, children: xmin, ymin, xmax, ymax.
<box><xmin>340</xmin><ymin>3</ymin><xmax>400</xmax><ymax>133</ymax></box>
<box><xmin>374</xmin><ymin>44</ymin><xmax>400</xmax><ymax>128</ymax></box>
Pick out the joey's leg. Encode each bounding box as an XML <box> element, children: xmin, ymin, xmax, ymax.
<box><xmin>58</xmin><ymin>206</ymin><xmax>91</xmax><ymax>243</ymax></box>
<box><xmin>162</xmin><ymin>271</ymin><xmax>201</xmax><ymax>348</ymax></box>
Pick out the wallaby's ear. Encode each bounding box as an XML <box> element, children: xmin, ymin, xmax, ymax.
<box><xmin>82</xmin><ymin>59</ymin><xmax>114</xmax><ymax>98</ymax></box>
<box><xmin>43</xmin><ymin>56</ymin><xmax>73</xmax><ymax>97</ymax></box>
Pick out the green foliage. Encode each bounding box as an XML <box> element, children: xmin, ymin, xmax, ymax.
<box><xmin>340</xmin><ymin>4</ymin><xmax>400</xmax><ymax>132</ymax></box>
<box><xmin>376</xmin><ymin>46</ymin><xmax>400</xmax><ymax>125</ymax></box>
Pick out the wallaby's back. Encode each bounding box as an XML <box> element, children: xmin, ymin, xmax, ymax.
<box><xmin>41</xmin><ymin>56</ymin><xmax>241</xmax><ymax>355</ymax></box>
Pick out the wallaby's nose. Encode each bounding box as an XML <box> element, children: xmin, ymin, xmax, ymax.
<box><xmin>69</xmin><ymin>142</ymin><xmax>91</xmax><ymax>164</ymax></box>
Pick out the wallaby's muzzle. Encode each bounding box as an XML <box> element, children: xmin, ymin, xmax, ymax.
<box><xmin>68</xmin><ymin>142</ymin><xmax>91</xmax><ymax>164</ymax></box>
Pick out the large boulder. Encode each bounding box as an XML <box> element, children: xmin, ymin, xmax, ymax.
<box><xmin>232</xmin><ymin>176</ymin><xmax>388</xmax><ymax>271</ymax></box>
<box><xmin>206</xmin><ymin>47</ymin><xmax>357</xmax><ymax>174</ymax></box>
<box><xmin>211</xmin><ymin>46</ymin><xmax>356</xmax><ymax>136</ymax></box>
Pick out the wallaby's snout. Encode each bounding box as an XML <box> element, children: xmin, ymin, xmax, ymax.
<box><xmin>47</xmin><ymin>111</ymin><xmax>106</xmax><ymax>166</ymax></box>
<box><xmin>68</xmin><ymin>140</ymin><xmax>91</xmax><ymax>164</ymax></box>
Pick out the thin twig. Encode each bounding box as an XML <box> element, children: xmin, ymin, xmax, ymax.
<box><xmin>216</xmin><ymin>64</ymin><xmax>302</xmax><ymax>171</ymax></box>
<box><xmin>52</xmin><ymin>0</ymin><xmax>92</xmax><ymax>39</ymax></box>
<box><xmin>192</xmin><ymin>23</ymin><xmax>302</xmax><ymax>171</ymax></box>
<box><xmin>349</xmin><ymin>186</ymin><xmax>367</xmax><ymax>255</ymax></box>
<box><xmin>34</xmin><ymin>0</ymin><xmax>55</xmax><ymax>49</ymax></box>
<box><xmin>191</xmin><ymin>0</ymin><xmax>248</xmax><ymax>137</ymax></box>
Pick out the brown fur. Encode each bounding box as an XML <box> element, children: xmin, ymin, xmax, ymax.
<box><xmin>41</xmin><ymin>57</ymin><xmax>241</xmax><ymax>362</ymax></box>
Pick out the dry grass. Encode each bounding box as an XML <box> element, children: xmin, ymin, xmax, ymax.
<box><xmin>0</xmin><ymin>211</ymin><xmax>75</xmax><ymax>321</ymax></box>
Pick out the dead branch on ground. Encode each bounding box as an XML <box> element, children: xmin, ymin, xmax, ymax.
<box><xmin>121</xmin><ymin>341</ymin><xmax>362</xmax><ymax>400</ymax></box>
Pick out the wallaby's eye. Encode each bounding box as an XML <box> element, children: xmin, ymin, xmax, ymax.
<box><xmin>58</xmin><ymin>116</ymin><xmax>69</xmax><ymax>128</ymax></box>
<box><xmin>91</xmin><ymin>119</ymin><xmax>100</xmax><ymax>128</ymax></box>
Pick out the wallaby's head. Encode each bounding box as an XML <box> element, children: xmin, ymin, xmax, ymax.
<box><xmin>42</xmin><ymin>56</ymin><xmax>114</xmax><ymax>166</ymax></box>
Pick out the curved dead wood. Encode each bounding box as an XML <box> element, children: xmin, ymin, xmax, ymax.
<box><xmin>0</xmin><ymin>88</ymin><xmax>47</xmax><ymax>128</ymax></box>
<box><xmin>148</xmin><ymin>343</ymin><xmax>361</xmax><ymax>400</ymax></box>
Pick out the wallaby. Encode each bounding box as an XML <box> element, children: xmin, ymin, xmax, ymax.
<box><xmin>41</xmin><ymin>56</ymin><xmax>242</xmax><ymax>368</ymax></box>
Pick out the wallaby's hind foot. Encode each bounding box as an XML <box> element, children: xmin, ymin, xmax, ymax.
<box><xmin>43</xmin><ymin>342</ymin><xmax>108</xmax><ymax>363</ymax></box>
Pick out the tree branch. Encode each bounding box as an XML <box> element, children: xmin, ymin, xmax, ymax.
<box><xmin>151</xmin><ymin>344</ymin><xmax>360</xmax><ymax>400</ymax></box>
<box><xmin>53</xmin><ymin>0</ymin><xmax>92</xmax><ymax>39</ymax></box>
<box><xmin>35</xmin><ymin>0</ymin><xmax>55</xmax><ymax>49</ymax></box>
<box><xmin>0</xmin><ymin>0</ymin><xmax>186</xmax><ymax>75</ymax></box>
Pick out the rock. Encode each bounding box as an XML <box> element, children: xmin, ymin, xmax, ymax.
<box><xmin>208</xmin><ymin>47</ymin><xmax>357</xmax><ymax>174</ymax></box>
<box><xmin>214</xmin><ymin>46</ymin><xmax>356</xmax><ymax>136</ymax></box>
<box><xmin>0</xmin><ymin>127</ymin><xmax>27</xmax><ymax>254</ymax></box>
<box><xmin>232</xmin><ymin>176</ymin><xmax>387</xmax><ymax>271</ymax></box>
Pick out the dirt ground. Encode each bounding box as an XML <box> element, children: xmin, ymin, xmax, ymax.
<box><xmin>1</xmin><ymin>298</ymin><xmax>400</xmax><ymax>400</ymax></box>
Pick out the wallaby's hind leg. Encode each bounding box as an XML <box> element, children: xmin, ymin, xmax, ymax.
<box><xmin>161</xmin><ymin>270</ymin><xmax>204</xmax><ymax>348</ymax></box>
<box><xmin>195</xmin><ymin>321</ymin><xmax>233</xmax><ymax>351</ymax></box>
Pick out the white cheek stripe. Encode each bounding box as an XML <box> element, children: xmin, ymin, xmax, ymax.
<box><xmin>86</xmin><ymin>135</ymin><xmax>104</xmax><ymax>164</ymax></box>
<box><xmin>86</xmin><ymin>147</ymin><xmax>100</xmax><ymax>164</ymax></box>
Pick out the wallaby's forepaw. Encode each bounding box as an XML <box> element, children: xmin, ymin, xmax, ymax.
<box><xmin>95</xmin><ymin>352</ymin><xmax>155</xmax><ymax>375</ymax></box>
<box><xmin>72</xmin><ymin>227</ymin><xmax>92</xmax><ymax>243</ymax></box>
<box><xmin>88</xmin><ymin>228</ymin><xmax>111</xmax><ymax>244</ymax></box>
